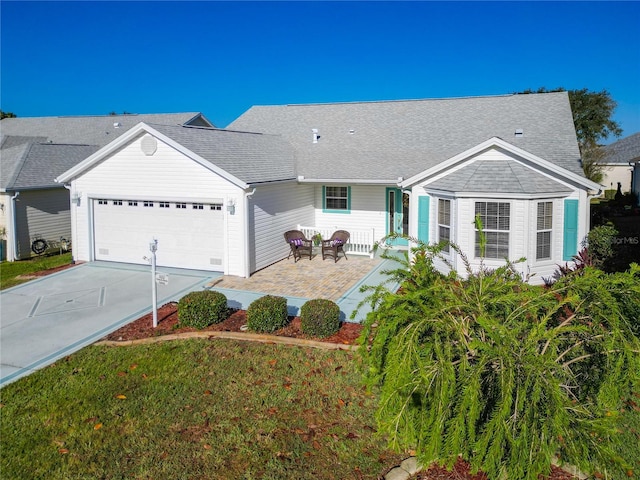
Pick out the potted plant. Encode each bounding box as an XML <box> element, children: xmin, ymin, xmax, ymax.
<box><xmin>312</xmin><ymin>233</ymin><xmax>322</xmax><ymax>247</ymax></box>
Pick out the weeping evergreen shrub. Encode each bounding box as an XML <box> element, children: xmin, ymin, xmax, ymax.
<box><xmin>358</xmin><ymin>239</ymin><xmax>640</xmax><ymax>480</ymax></box>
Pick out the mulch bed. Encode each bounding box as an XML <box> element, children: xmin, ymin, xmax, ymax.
<box><xmin>411</xmin><ymin>458</ymin><xmax>578</xmax><ymax>480</ymax></box>
<box><xmin>103</xmin><ymin>302</ymin><xmax>363</xmax><ymax>345</ymax></box>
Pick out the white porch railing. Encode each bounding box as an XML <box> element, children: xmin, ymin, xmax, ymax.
<box><xmin>297</xmin><ymin>225</ymin><xmax>375</xmax><ymax>259</ymax></box>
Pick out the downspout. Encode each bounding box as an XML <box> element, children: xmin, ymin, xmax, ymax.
<box><xmin>9</xmin><ymin>191</ymin><xmax>20</xmax><ymax>261</ymax></box>
<box><xmin>244</xmin><ymin>188</ymin><xmax>257</xmax><ymax>278</ymax></box>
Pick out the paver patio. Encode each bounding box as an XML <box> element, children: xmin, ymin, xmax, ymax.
<box><xmin>210</xmin><ymin>252</ymin><xmax>381</xmax><ymax>301</ymax></box>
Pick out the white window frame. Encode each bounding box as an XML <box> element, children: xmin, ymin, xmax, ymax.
<box><xmin>474</xmin><ymin>201</ymin><xmax>510</xmax><ymax>259</ymax></box>
<box><xmin>323</xmin><ymin>186</ymin><xmax>350</xmax><ymax>212</ymax></box>
<box><xmin>438</xmin><ymin>199</ymin><xmax>451</xmax><ymax>253</ymax></box>
<box><xmin>536</xmin><ymin>201</ymin><xmax>553</xmax><ymax>260</ymax></box>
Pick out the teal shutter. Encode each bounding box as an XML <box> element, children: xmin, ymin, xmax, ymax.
<box><xmin>563</xmin><ymin>199</ymin><xmax>579</xmax><ymax>261</ymax></box>
<box><xmin>418</xmin><ymin>196</ymin><xmax>430</xmax><ymax>243</ymax></box>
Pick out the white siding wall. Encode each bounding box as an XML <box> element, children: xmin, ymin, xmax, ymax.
<box><xmin>601</xmin><ymin>164</ymin><xmax>633</xmax><ymax>193</ymax></box>
<box><xmin>69</xmin><ymin>134</ymin><xmax>246</xmax><ymax>276</ymax></box>
<box><xmin>250</xmin><ymin>182</ymin><xmax>315</xmax><ymax>272</ymax></box>
<box><xmin>634</xmin><ymin>163</ymin><xmax>640</xmax><ymax>205</ymax></box>
<box><xmin>410</xmin><ymin>147</ymin><xmax>590</xmax><ymax>285</ymax></box>
<box><xmin>0</xmin><ymin>192</ymin><xmax>8</xmax><ymax>233</ymax></box>
<box><xmin>0</xmin><ymin>192</ymin><xmax>10</xmax><ymax>260</ymax></box>
<box><xmin>313</xmin><ymin>185</ymin><xmax>388</xmax><ymax>242</ymax></box>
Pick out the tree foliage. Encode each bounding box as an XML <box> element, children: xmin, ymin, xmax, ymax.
<box><xmin>358</xmin><ymin>241</ymin><xmax>640</xmax><ymax>480</ymax></box>
<box><xmin>518</xmin><ymin>87</ymin><xmax>622</xmax><ymax>150</ymax></box>
<box><xmin>518</xmin><ymin>87</ymin><xmax>622</xmax><ymax>182</ymax></box>
<box><xmin>0</xmin><ymin>110</ymin><xmax>16</xmax><ymax>119</ymax></box>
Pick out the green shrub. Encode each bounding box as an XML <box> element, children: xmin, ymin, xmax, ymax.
<box><xmin>246</xmin><ymin>295</ymin><xmax>289</xmax><ymax>333</ymax></box>
<box><xmin>358</xmin><ymin>241</ymin><xmax>640</xmax><ymax>480</ymax></box>
<box><xmin>177</xmin><ymin>290</ymin><xmax>228</xmax><ymax>329</ymax></box>
<box><xmin>300</xmin><ymin>299</ymin><xmax>341</xmax><ymax>338</ymax></box>
<box><xmin>586</xmin><ymin>223</ymin><xmax>618</xmax><ymax>268</ymax></box>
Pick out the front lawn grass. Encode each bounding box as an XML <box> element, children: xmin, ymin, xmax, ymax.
<box><xmin>0</xmin><ymin>339</ymin><xmax>404</xmax><ymax>479</ymax></box>
<box><xmin>0</xmin><ymin>252</ymin><xmax>73</xmax><ymax>290</ymax></box>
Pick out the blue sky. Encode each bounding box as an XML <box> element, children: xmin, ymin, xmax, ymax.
<box><xmin>2</xmin><ymin>1</ymin><xmax>639</xmax><ymax>141</ymax></box>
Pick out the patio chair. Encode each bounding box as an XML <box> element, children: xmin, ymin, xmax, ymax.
<box><xmin>284</xmin><ymin>230</ymin><xmax>313</xmax><ymax>262</ymax></box>
<box><xmin>322</xmin><ymin>230</ymin><xmax>350</xmax><ymax>263</ymax></box>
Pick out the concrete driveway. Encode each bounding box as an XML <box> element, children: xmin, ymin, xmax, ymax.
<box><xmin>0</xmin><ymin>261</ymin><xmax>219</xmax><ymax>387</ymax></box>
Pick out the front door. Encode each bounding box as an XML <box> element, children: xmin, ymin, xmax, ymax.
<box><xmin>386</xmin><ymin>188</ymin><xmax>409</xmax><ymax>246</ymax></box>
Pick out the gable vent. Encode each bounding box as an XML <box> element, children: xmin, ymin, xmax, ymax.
<box><xmin>141</xmin><ymin>134</ymin><xmax>158</xmax><ymax>156</ymax></box>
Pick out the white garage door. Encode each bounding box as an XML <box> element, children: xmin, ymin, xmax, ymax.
<box><xmin>93</xmin><ymin>199</ymin><xmax>224</xmax><ymax>271</ymax></box>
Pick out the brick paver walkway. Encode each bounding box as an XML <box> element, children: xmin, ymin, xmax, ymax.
<box><xmin>211</xmin><ymin>253</ymin><xmax>381</xmax><ymax>301</ymax></box>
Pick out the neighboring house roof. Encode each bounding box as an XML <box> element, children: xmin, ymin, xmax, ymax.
<box><xmin>0</xmin><ymin>113</ymin><xmax>212</xmax><ymax>191</ymax></box>
<box><xmin>6</xmin><ymin>143</ymin><xmax>100</xmax><ymax>190</ymax></box>
<box><xmin>0</xmin><ymin>141</ymin><xmax>32</xmax><ymax>190</ymax></box>
<box><xmin>56</xmin><ymin>123</ymin><xmax>297</xmax><ymax>188</ymax></box>
<box><xmin>600</xmin><ymin>132</ymin><xmax>640</xmax><ymax>164</ymax></box>
<box><xmin>0</xmin><ymin>112</ymin><xmax>212</xmax><ymax>147</ymax></box>
<box><xmin>227</xmin><ymin>92</ymin><xmax>584</xmax><ymax>182</ymax></box>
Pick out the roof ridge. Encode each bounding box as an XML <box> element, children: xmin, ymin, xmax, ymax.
<box><xmin>2</xmin><ymin>112</ymin><xmax>201</xmax><ymax>120</ymax></box>
<box><xmin>152</xmin><ymin>122</ymin><xmax>280</xmax><ymax>137</ymax></box>
<box><xmin>248</xmin><ymin>92</ymin><xmax>564</xmax><ymax>108</ymax></box>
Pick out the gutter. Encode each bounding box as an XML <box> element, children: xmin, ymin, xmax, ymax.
<box><xmin>297</xmin><ymin>176</ymin><xmax>403</xmax><ymax>186</ymax></box>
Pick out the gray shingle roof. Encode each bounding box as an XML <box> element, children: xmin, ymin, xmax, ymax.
<box><xmin>601</xmin><ymin>132</ymin><xmax>640</xmax><ymax>164</ymax></box>
<box><xmin>7</xmin><ymin>144</ymin><xmax>101</xmax><ymax>190</ymax></box>
<box><xmin>228</xmin><ymin>92</ymin><xmax>584</xmax><ymax>181</ymax></box>
<box><xmin>1</xmin><ymin>113</ymin><xmax>211</xmax><ymax>190</ymax></box>
<box><xmin>0</xmin><ymin>112</ymin><xmax>211</xmax><ymax>148</ymax></box>
<box><xmin>427</xmin><ymin>160</ymin><xmax>573</xmax><ymax>195</ymax></box>
<box><xmin>148</xmin><ymin>124</ymin><xmax>296</xmax><ymax>185</ymax></box>
<box><xmin>0</xmin><ymin>142</ymin><xmax>32</xmax><ymax>189</ymax></box>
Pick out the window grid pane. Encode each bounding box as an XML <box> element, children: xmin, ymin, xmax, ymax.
<box><xmin>536</xmin><ymin>202</ymin><xmax>553</xmax><ymax>259</ymax></box>
<box><xmin>438</xmin><ymin>199</ymin><xmax>451</xmax><ymax>253</ymax></box>
<box><xmin>474</xmin><ymin>202</ymin><xmax>510</xmax><ymax>259</ymax></box>
<box><xmin>325</xmin><ymin>186</ymin><xmax>348</xmax><ymax>210</ymax></box>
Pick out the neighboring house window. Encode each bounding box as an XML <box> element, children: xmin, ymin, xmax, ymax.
<box><xmin>438</xmin><ymin>199</ymin><xmax>451</xmax><ymax>253</ymax></box>
<box><xmin>128</xmin><ymin>201</ymin><xmax>138</xmax><ymax>206</ymax></box>
<box><xmin>536</xmin><ymin>202</ymin><xmax>553</xmax><ymax>260</ymax></box>
<box><xmin>159</xmin><ymin>202</ymin><xmax>170</xmax><ymax>208</ymax></box>
<box><xmin>323</xmin><ymin>186</ymin><xmax>350</xmax><ymax>213</ymax></box>
<box><xmin>113</xmin><ymin>200</ymin><xmax>123</xmax><ymax>206</ymax></box>
<box><xmin>192</xmin><ymin>203</ymin><xmax>204</xmax><ymax>210</ymax></box>
<box><xmin>176</xmin><ymin>203</ymin><xmax>187</xmax><ymax>209</ymax></box>
<box><xmin>210</xmin><ymin>204</ymin><xmax>222</xmax><ymax>211</ymax></box>
<box><xmin>475</xmin><ymin>201</ymin><xmax>510</xmax><ymax>259</ymax></box>
<box><xmin>143</xmin><ymin>201</ymin><xmax>154</xmax><ymax>207</ymax></box>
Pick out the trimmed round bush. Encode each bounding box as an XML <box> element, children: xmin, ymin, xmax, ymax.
<box><xmin>177</xmin><ymin>290</ymin><xmax>228</xmax><ymax>329</ymax></box>
<box><xmin>300</xmin><ymin>298</ymin><xmax>341</xmax><ymax>338</ymax></box>
<box><xmin>246</xmin><ymin>295</ymin><xmax>289</xmax><ymax>333</ymax></box>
